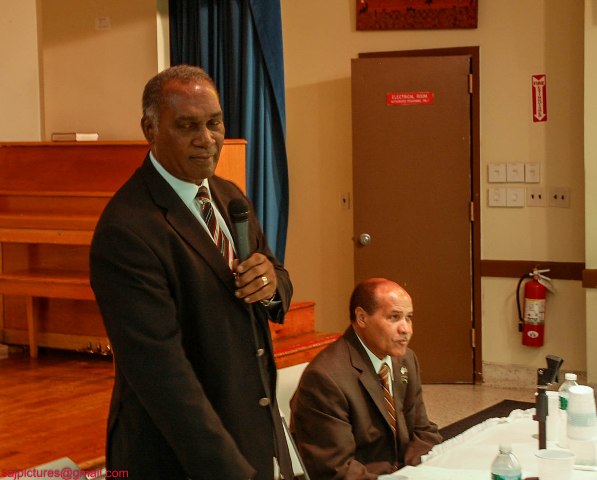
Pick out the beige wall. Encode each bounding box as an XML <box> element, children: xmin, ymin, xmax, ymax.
<box><xmin>0</xmin><ymin>0</ymin><xmax>41</xmax><ymax>141</ymax></box>
<box><xmin>281</xmin><ymin>0</ymin><xmax>588</xmax><ymax>373</ymax></box>
<box><xmin>0</xmin><ymin>0</ymin><xmax>592</xmax><ymax>379</ymax></box>
<box><xmin>39</xmin><ymin>0</ymin><xmax>157</xmax><ymax>140</ymax></box>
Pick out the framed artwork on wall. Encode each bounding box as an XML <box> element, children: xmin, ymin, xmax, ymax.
<box><xmin>356</xmin><ymin>0</ymin><xmax>478</xmax><ymax>30</ymax></box>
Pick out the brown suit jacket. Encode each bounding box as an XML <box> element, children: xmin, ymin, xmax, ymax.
<box><xmin>290</xmin><ymin>327</ymin><xmax>441</xmax><ymax>479</ymax></box>
<box><xmin>90</xmin><ymin>156</ymin><xmax>292</xmax><ymax>480</ymax></box>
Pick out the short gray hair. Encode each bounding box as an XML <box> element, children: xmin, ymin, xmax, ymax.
<box><xmin>142</xmin><ymin>65</ymin><xmax>218</xmax><ymax>128</ymax></box>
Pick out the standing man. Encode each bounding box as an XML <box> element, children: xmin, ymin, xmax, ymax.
<box><xmin>290</xmin><ymin>278</ymin><xmax>441</xmax><ymax>479</ymax></box>
<box><xmin>90</xmin><ymin>65</ymin><xmax>293</xmax><ymax>480</ymax></box>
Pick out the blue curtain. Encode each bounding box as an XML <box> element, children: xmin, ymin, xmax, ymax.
<box><xmin>169</xmin><ymin>0</ymin><xmax>289</xmax><ymax>262</ymax></box>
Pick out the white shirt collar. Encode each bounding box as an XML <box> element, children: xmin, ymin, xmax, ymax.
<box><xmin>148</xmin><ymin>152</ymin><xmax>235</xmax><ymax>249</ymax></box>
<box><xmin>149</xmin><ymin>151</ymin><xmax>207</xmax><ymax>209</ymax></box>
<box><xmin>353</xmin><ymin>326</ymin><xmax>394</xmax><ymax>379</ymax></box>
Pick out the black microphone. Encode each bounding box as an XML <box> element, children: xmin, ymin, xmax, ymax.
<box><xmin>228</xmin><ymin>198</ymin><xmax>251</xmax><ymax>261</ymax></box>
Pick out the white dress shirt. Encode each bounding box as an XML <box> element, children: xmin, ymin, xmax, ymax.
<box><xmin>149</xmin><ymin>152</ymin><xmax>236</xmax><ymax>253</ymax></box>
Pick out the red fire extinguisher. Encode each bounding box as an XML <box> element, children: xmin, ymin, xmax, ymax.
<box><xmin>517</xmin><ymin>269</ymin><xmax>554</xmax><ymax>347</ymax></box>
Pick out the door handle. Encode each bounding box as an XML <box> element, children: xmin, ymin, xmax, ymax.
<box><xmin>358</xmin><ymin>233</ymin><xmax>372</xmax><ymax>246</ymax></box>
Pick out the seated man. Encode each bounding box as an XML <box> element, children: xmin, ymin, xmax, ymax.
<box><xmin>290</xmin><ymin>277</ymin><xmax>441</xmax><ymax>479</ymax></box>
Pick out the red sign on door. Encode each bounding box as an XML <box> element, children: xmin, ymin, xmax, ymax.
<box><xmin>532</xmin><ymin>74</ymin><xmax>547</xmax><ymax>122</ymax></box>
<box><xmin>386</xmin><ymin>91</ymin><xmax>434</xmax><ymax>106</ymax></box>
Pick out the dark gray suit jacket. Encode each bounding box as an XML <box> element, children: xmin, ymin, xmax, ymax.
<box><xmin>90</xmin><ymin>156</ymin><xmax>292</xmax><ymax>480</ymax></box>
<box><xmin>290</xmin><ymin>327</ymin><xmax>441</xmax><ymax>479</ymax></box>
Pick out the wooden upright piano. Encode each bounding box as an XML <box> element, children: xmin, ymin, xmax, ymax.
<box><xmin>0</xmin><ymin>141</ymin><xmax>338</xmax><ymax>366</ymax></box>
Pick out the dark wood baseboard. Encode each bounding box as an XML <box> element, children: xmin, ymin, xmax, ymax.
<box><xmin>582</xmin><ymin>268</ymin><xmax>597</xmax><ymax>288</ymax></box>
<box><xmin>480</xmin><ymin>260</ymin><xmax>585</xmax><ymax>282</ymax></box>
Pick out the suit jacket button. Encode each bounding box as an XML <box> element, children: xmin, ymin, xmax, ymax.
<box><xmin>259</xmin><ymin>397</ymin><xmax>271</xmax><ymax>407</ymax></box>
<box><xmin>256</xmin><ymin>348</ymin><xmax>265</xmax><ymax>357</ymax></box>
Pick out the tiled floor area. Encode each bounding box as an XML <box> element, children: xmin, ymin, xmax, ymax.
<box><xmin>421</xmin><ymin>384</ymin><xmax>537</xmax><ymax>428</ymax></box>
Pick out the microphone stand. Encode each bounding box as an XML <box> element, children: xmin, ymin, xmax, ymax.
<box><xmin>534</xmin><ymin>383</ymin><xmax>548</xmax><ymax>450</ymax></box>
<box><xmin>532</xmin><ymin>355</ymin><xmax>563</xmax><ymax>450</ymax></box>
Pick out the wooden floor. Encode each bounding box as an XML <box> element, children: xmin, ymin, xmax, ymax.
<box><xmin>0</xmin><ymin>347</ymin><xmax>539</xmax><ymax>473</ymax></box>
<box><xmin>0</xmin><ymin>348</ymin><xmax>113</xmax><ymax>471</ymax></box>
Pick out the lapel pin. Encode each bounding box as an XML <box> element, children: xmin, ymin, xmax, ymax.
<box><xmin>400</xmin><ymin>365</ymin><xmax>408</xmax><ymax>384</ymax></box>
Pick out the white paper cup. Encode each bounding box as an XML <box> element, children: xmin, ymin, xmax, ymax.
<box><xmin>567</xmin><ymin>385</ymin><xmax>597</xmax><ymax>440</ymax></box>
<box><xmin>535</xmin><ymin>449</ymin><xmax>575</xmax><ymax>480</ymax></box>
<box><xmin>546</xmin><ymin>391</ymin><xmax>560</xmax><ymax>443</ymax></box>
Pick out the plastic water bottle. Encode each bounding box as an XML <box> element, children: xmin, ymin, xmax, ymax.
<box><xmin>558</xmin><ymin>372</ymin><xmax>578</xmax><ymax>447</ymax></box>
<box><xmin>490</xmin><ymin>444</ymin><xmax>522</xmax><ymax>480</ymax></box>
<box><xmin>559</xmin><ymin>372</ymin><xmax>579</xmax><ymax>410</ymax></box>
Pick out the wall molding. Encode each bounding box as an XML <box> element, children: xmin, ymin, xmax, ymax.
<box><xmin>582</xmin><ymin>269</ymin><xmax>597</xmax><ymax>288</ymax></box>
<box><xmin>480</xmin><ymin>260</ymin><xmax>585</xmax><ymax>281</ymax></box>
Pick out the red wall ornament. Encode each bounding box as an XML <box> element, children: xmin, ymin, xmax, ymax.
<box><xmin>356</xmin><ymin>0</ymin><xmax>478</xmax><ymax>31</ymax></box>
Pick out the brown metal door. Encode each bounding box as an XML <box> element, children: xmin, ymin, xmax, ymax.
<box><xmin>352</xmin><ymin>54</ymin><xmax>473</xmax><ymax>383</ymax></box>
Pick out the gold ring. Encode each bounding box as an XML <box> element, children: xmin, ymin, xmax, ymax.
<box><xmin>261</xmin><ymin>275</ymin><xmax>269</xmax><ymax>286</ymax></box>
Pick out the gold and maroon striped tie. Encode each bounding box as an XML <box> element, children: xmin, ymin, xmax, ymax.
<box><xmin>379</xmin><ymin>362</ymin><xmax>397</xmax><ymax>434</ymax></box>
<box><xmin>196</xmin><ymin>186</ymin><xmax>234</xmax><ymax>269</ymax></box>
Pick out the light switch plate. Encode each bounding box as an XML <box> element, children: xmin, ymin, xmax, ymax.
<box><xmin>488</xmin><ymin>163</ymin><xmax>507</xmax><ymax>183</ymax></box>
<box><xmin>506</xmin><ymin>163</ymin><xmax>525</xmax><ymax>183</ymax></box>
<box><xmin>525</xmin><ymin>163</ymin><xmax>541</xmax><ymax>183</ymax></box>
<box><xmin>488</xmin><ymin>188</ymin><xmax>507</xmax><ymax>207</ymax></box>
<box><xmin>506</xmin><ymin>188</ymin><xmax>525</xmax><ymax>207</ymax></box>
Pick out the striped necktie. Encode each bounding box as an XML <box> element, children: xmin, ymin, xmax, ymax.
<box><xmin>196</xmin><ymin>186</ymin><xmax>234</xmax><ymax>269</ymax></box>
<box><xmin>379</xmin><ymin>362</ymin><xmax>397</xmax><ymax>434</ymax></box>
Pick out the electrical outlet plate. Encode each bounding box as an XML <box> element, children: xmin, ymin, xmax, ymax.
<box><xmin>526</xmin><ymin>187</ymin><xmax>547</xmax><ymax>207</ymax></box>
<box><xmin>549</xmin><ymin>187</ymin><xmax>570</xmax><ymax>208</ymax></box>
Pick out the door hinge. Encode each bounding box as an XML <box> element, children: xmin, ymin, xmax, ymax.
<box><xmin>471</xmin><ymin>328</ymin><xmax>476</xmax><ymax>348</ymax></box>
<box><xmin>468</xmin><ymin>73</ymin><xmax>473</xmax><ymax>94</ymax></box>
<box><xmin>470</xmin><ymin>201</ymin><xmax>475</xmax><ymax>222</ymax></box>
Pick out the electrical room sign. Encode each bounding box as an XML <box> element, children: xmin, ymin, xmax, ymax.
<box><xmin>532</xmin><ymin>74</ymin><xmax>547</xmax><ymax>123</ymax></box>
<box><xmin>386</xmin><ymin>91</ymin><xmax>434</xmax><ymax>106</ymax></box>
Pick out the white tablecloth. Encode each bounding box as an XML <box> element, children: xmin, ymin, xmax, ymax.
<box><xmin>381</xmin><ymin>408</ymin><xmax>597</xmax><ymax>479</ymax></box>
